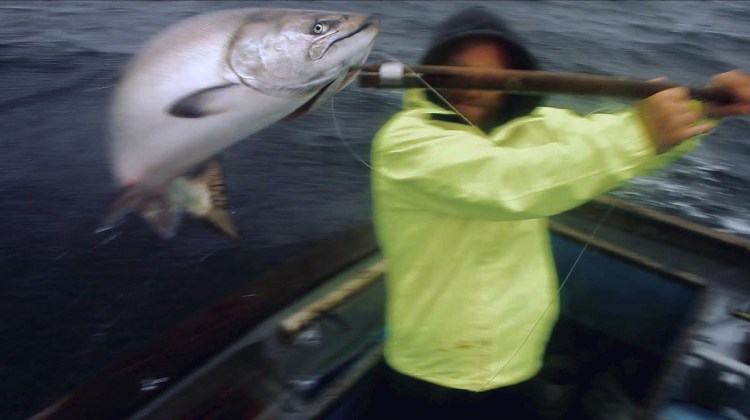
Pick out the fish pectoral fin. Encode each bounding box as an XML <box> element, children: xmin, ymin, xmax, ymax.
<box><xmin>193</xmin><ymin>159</ymin><xmax>241</xmax><ymax>239</ymax></box>
<box><xmin>98</xmin><ymin>184</ymin><xmax>151</xmax><ymax>234</ymax></box>
<box><xmin>168</xmin><ymin>83</ymin><xmax>243</xmax><ymax>118</ymax></box>
<box><xmin>100</xmin><ymin>184</ymin><xmax>184</xmax><ymax>239</ymax></box>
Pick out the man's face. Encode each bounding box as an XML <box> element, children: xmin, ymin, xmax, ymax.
<box><xmin>441</xmin><ymin>39</ymin><xmax>508</xmax><ymax>129</ymax></box>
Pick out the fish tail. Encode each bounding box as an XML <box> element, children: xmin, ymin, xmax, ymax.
<box><xmin>99</xmin><ymin>159</ymin><xmax>239</xmax><ymax>239</ymax></box>
<box><xmin>189</xmin><ymin>159</ymin><xmax>240</xmax><ymax>239</ymax></box>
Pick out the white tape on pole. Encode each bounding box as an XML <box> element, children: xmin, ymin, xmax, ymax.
<box><xmin>379</xmin><ymin>62</ymin><xmax>406</xmax><ymax>87</ymax></box>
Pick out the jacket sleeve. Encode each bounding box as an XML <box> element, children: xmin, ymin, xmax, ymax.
<box><xmin>371</xmin><ymin>108</ymin><xmax>697</xmax><ymax>220</ymax></box>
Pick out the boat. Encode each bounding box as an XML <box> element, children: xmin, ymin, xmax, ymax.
<box><xmin>34</xmin><ymin>195</ymin><xmax>750</xmax><ymax>420</ymax></box>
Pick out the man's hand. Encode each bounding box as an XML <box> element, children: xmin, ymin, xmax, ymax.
<box><xmin>704</xmin><ymin>70</ymin><xmax>750</xmax><ymax>118</ymax></box>
<box><xmin>637</xmin><ymin>84</ymin><xmax>715</xmax><ymax>154</ymax></box>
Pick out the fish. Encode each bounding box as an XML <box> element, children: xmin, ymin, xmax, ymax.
<box><xmin>99</xmin><ymin>8</ymin><xmax>379</xmax><ymax>238</ymax></box>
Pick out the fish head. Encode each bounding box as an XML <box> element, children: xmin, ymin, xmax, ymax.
<box><xmin>228</xmin><ymin>10</ymin><xmax>379</xmax><ymax>98</ymax></box>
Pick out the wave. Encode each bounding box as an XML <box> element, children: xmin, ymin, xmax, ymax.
<box><xmin>0</xmin><ymin>44</ymin><xmax>126</xmax><ymax>109</ymax></box>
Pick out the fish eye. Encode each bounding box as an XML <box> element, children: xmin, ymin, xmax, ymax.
<box><xmin>312</xmin><ymin>22</ymin><xmax>329</xmax><ymax>34</ymax></box>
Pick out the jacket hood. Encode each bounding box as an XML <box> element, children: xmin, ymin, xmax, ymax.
<box><xmin>420</xmin><ymin>7</ymin><xmax>544</xmax><ymax>126</ymax></box>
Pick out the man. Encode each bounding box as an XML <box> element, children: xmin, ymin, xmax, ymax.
<box><xmin>366</xmin><ymin>6</ymin><xmax>750</xmax><ymax>419</ymax></box>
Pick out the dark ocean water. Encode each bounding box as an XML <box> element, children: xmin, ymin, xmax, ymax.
<box><xmin>1</xmin><ymin>1</ymin><xmax>749</xmax><ymax>418</ymax></box>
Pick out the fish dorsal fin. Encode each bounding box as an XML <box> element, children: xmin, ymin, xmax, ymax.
<box><xmin>197</xmin><ymin>160</ymin><xmax>240</xmax><ymax>239</ymax></box>
<box><xmin>168</xmin><ymin>83</ymin><xmax>243</xmax><ymax>118</ymax></box>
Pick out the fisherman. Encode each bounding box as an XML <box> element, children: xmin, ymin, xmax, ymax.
<box><xmin>365</xmin><ymin>6</ymin><xmax>750</xmax><ymax>419</ymax></box>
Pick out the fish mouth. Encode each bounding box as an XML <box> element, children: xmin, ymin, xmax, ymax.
<box><xmin>340</xmin><ymin>66</ymin><xmax>360</xmax><ymax>87</ymax></box>
<box><xmin>284</xmin><ymin>64</ymin><xmax>363</xmax><ymax>121</ymax></box>
<box><xmin>282</xmin><ymin>79</ymin><xmax>337</xmax><ymax>121</ymax></box>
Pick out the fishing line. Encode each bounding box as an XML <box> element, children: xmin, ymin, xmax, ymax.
<box><xmin>479</xmin><ymin>204</ymin><xmax>615</xmax><ymax>391</ymax></box>
<box><xmin>376</xmin><ymin>52</ymin><xmax>482</xmax><ymax>131</ymax></box>
<box><xmin>331</xmin><ymin>52</ymin><xmax>482</xmax><ymax>172</ymax></box>
<box><xmin>330</xmin><ymin>98</ymin><xmax>373</xmax><ymax>170</ymax></box>
<box><xmin>82</xmin><ymin>84</ymin><xmax>115</xmax><ymax>93</ymax></box>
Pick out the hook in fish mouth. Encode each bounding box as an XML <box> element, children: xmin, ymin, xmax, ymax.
<box><xmin>283</xmin><ymin>79</ymin><xmax>337</xmax><ymax>121</ymax></box>
<box><xmin>340</xmin><ymin>66</ymin><xmax>362</xmax><ymax>87</ymax></box>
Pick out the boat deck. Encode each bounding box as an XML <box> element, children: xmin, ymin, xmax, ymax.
<box><xmin>35</xmin><ymin>196</ymin><xmax>750</xmax><ymax>420</ymax></box>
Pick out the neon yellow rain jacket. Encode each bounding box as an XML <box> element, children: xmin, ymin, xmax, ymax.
<box><xmin>371</xmin><ymin>89</ymin><xmax>697</xmax><ymax>391</ymax></box>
